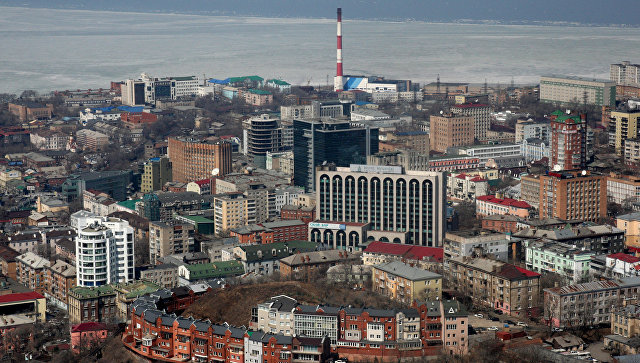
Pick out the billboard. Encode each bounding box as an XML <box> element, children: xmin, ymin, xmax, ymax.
<box><xmin>309</xmin><ymin>222</ymin><xmax>346</xmax><ymax>230</ymax></box>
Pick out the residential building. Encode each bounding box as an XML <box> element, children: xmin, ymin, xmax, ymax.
<box><xmin>213</xmin><ymin>193</ymin><xmax>250</xmax><ymax>235</ymax></box>
<box><xmin>62</xmin><ymin>170</ymin><xmax>133</xmax><ymax>202</ymax></box>
<box><xmin>293</xmin><ymin>119</ymin><xmax>379</xmax><ymax>191</ymax></box>
<box><xmin>426</xmin><ymin>155</ymin><xmax>481</xmax><ymax>172</ymax></box>
<box><xmin>226</xmin><ymin>241</ymin><xmax>319</xmax><ymax>275</ymax></box>
<box><xmin>139</xmin><ymin>263</ymin><xmax>179</xmax><ymax>288</ymax></box>
<box><xmin>537</xmin><ymin>171</ymin><xmax>607</xmax><ymax>222</ymax></box>
<box><xmin>521</xmin><ymin>138</ymin><xmax>549</xmax><ymax>163</ymax></box>
<box><xmin>174</xmin><ymin>215</ymin><xmax>214</xmax><ymax>235</ymax></box>
<box><xmin>617</xmin><ymin>212</ymin><xmax>640</xmax><ymax>248</ymax></box>
<box><xmin>280</xmin><ymin>205</ymin><xmax>316</xmax><ymax>224</ymax></box>
<box><xmin>74</xmin><ymin>214</ymin><xmax>135</xmax><ymax>286</ymax></box>
<box><xmin>457</xmin><ymin>143</ymin><xmax>522</xmax><ymax>167</ymax></box>
<box><xmin>70</xmin><ymin>322</ymin><xmax>108</xmax><ymax>354</ymax></box>
<box><xmin>243</xmin><ymin>88</ymin><xmax>273</xmax><ymax>106</ymax></box>
<box><xmin>450</xmin><ymin>103</ymin><xmax>492</xmax><ymax>140</ymax></box>
<box><xmin>68</xmin><ymin>285</ymin><xmax>117</xmax><ymax>324</ymax></box>
<box><xmin>266</xmin><ymin>151</ymin><xmax>294</xmax><ymax>175</ymax></box>
<box><xmin>429</xmin><ymin>114</ymin><xmax>474</xmax><ymax>153</ymax></box>
<box><xmin>611</xmin><ymin>61</ymin><xmax>640</xmax><ymax>86</ymax></box>
<box><xmin>326</xmin><ymin>264</ymin><xmax>372</xmax><ymax>286</ymax></box>
<box><xmin>475</xmin><ymin>195</ymin><xmax>531</xmax><ymax>218</ymax></box>
<box><xmin>605</xmin><ymin>304</ymin><xmax>640</xmax><ymax>356</ymax></box>
<box><xmin>0</xmin><ymin>291</ymin><xmax>46</xmax><ymax>323</ymax></box>
<box><xmin>610</xmin><ymin>108</ymin><xmax>640</xmax><ymax>154</ymax></box>
<box><xmin>44</xmin><ymin>259</ymin><xmax>76</xmax><ymax>309</ymax></box>
<box><xmin>186</xmin><ymin>178</ymin><xmax>213</xmax><ymax>195</ymax></box>
<box><xmin>544</xmin><ymin>277</ymin><xmax>640</xmax><ymax>328</ymax></box>
<box><xmin>625</xmin><ymin>138</ymin><xmax>640</xmax><ymax>166</ymax></box>
<box><xmin>168</xmin><ymin>136</ymin><xmax>233</xmax><ymax>183</ymax></box>
<box><xmin>446</xmin><ymin>256</ymin><xmax>541</xmax><ymax>316</ymax></box>
<box><xmin>176</xmin><ymin>260</ymin><xmax>244</xmax><ymax>285</ymax></box>
<box><xmin>279</xmin><ymin>250</ymin><xmax>360</xmax><ymax>278</ymax></box>
<box><xmin>242</xmin><ymin>114</ymin><xmax>284</xmax><ymax>168</ymax></box>
<box><xmin>0</xmin><ymin>245</ymin><xmax>19</xmax><ymax>280</ymax></box>
<box><xmin>362</xmin><ymin>241</ymin><xmax>443</xmax><ymax>273</ymax></box>
<box><xmin>76</xmin><ymin>129</ymin><xmax>109</xmax><ymax>151</ymax></box>
<box><xmin>525</xmin><ymin>240</ymin><xmax>594</xmax><ymax>283</ymax></box>
<box><xmin>266</xmin><ymin>79</ymin><xmax>291</xmax><ymax>93</ymax></box>
<box><xmin>608</xmin><ymin>173</ymin><xmax>640</xmax><ymax>205</ymax></box>
<box><xmin>514</xmin><ymin>223</ymin><xmax>625</xmax><ymax>256</ymax></box>
<box><xmin>149</xmin><ymin>220</ymin><xmax>195</xmax><ymax>265</ymax></box>
<box><xmin>481</xmin><ymin>215</ymin><xmax>519</xmax><ymax>234</ymax></box>
<box><xmin>281</xmin><ymin>100</ymin><xmax>344</xmax><ymax>121</ymax></box>
<box><xmin>520</xmin><ymin>174</ymin><xmax>541</xmax><ymax>209</ymax></box>
<box><xmin>15</xmin><ymin>252</ymin><xmax>50</xmax><ymax>294</ymax></box>
<box><xmin>113</xmin><ymin>281</ymin><xmax>162</xmax><ymax>320</ymax></box>
<box><xmin>140</xmin><ymin>191</ymin><xmax>213</xmax><ymax>222</ymax></box>
<box><xmin>549</xmin><ymin>111</ymin><xmax>587</xmax><ymax>170</ymax></box>
<box><xmin>602</xmin><ymin>254</ymin><xmax>640</xmax><ymax>279</ymax></box>
<box><xmin>515</xmin><ymin>120</ymin><xmax>550</xmax><ymax>143</ymax></box>
<box><xmin>313</xmin><ymin>163</ymin><xmax>446</xmax><ymax>247</ymax></box>
<box><xmin>231</xmin><ymin>220</ymin><xmax>307</xmax><ymax>245</ymax></box>
<box><xmin>372</xmin><ymin>261</ymin><xmax>442</xmax><ymax>303</ymax></box>
<box><xmin>29</xmin><ymin>130</ymin><xmax>70</xmax><ymax>151</ymax></box>
<box><xmin>446</xmin><ymin>172</ymin><xmax>488</xmax><ymax>202</ymax></box>
<box><xmin>444</xmin><ymin>231</ymin><xmax>510</xmax><ymax>262</ymax></box>
<box><xmin>8</xmin><ymin>101</ymin><xmax>53</xmax><ymax>121</ymax></box>
<box><xmin>540</xmin><ymin>75</ymin><xmax>616</xmax><ymax>106</ymax></box>
<box><xmin>141</xmin><ymin>157</ymin><xmax>172</xmax><ymax>193</ymax></box>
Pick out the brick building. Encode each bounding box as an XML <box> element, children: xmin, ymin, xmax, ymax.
<box><xmin>15</xmin><ymin>252</ymin><xmax>50</xmax><ymax>294</ymax></box>
<box><xmin>8</xmin><ymin>101</ymin><xmax>53</xmax><ymax>121</ymax></box>
<box><xmin>230</xmin><ymin>220</ymin><xmax>308</xmax><ymax>245</ymax></box>
<box><xmin>538</xmin><ymin>171</ymin><xmax>607</xmax><ymax>222</ymax></box>
<box><xmin>70</xmin><ymin>322</ymin><xmax>109</xmax><ymax>354</ymax></box>
<box><xmin>429</xmin><ymin>114</ymin><xmax>474</xmax><ymax>153</ymax></box>
<box><xmin>0</xmin><ymin>245</ymin><xmax>19</xmax><ymax>280</ymax></box>
<box><xmin>481</xmin><ymin>214</ymin><xmax>519</xmax><ymax>233</ymax></box>
<box><xmin>280</xmin><ymin>205</ymin><xmax>315</xmax><ymax>224</ymax></box>
<box><xmin>475</xmin><ymin>195</ymin><xmax>531</xmax><ymax>219</ymax></box>
<box><xmin>68</xmin><ymin>285</ymin><xmax>117</xmax><ymax>324</ymax></box>
<box><xmin>44</xmin><ymin>259</ymin><xmax>76</xmax><ymax>309</ymax></box>
<box><xmin>168</xmin><ymin>137</ymin><xmax>233</xmax><ymax>183</ymax></box>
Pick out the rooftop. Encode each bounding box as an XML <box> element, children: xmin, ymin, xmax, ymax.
<box><xmin>363</xmin><ymin>241</ymin><xmax>443</xmax><ymax>263</ymax></box>
<box><xmin>373</xmin><ymin>261</ymin><xmax>442</xmax><ymax>281</ymax></box>
<box><xmin>0</xmin><ymin>291</ymin><xmax>45</xmax><ymax>304</ymax></box>
<box><xmin>608</xmin><ymin>253</ymin><xmax>640</xmax><ymax>264</ymax></box>
<box><xmin>280</xmin><ymin>250</ymin><xmax>359</xmax><ymax>267</ymax></box>
<box><xmin>184</xmin><ymin>261</ymin><xmax>244</xmax><ymax>279</ymax></box>
<box><xmin>476</xmin><ymin>195</ymin><xmax>531</xmax><ymax>209</ymax></box>
<box><xmin>69</xmin><ymin>285</ymin><xmax>116</xmax><ymax>299</ymax></box>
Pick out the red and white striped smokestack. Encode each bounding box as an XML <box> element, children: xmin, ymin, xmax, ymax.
<box><xmin>335</xmin><ymin>7</ymin><xmax>344</xmax><ymax>91</ymax></box>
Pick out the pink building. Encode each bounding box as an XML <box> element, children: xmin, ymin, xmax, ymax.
<box><xmin>71</xmin><ymin>322</ymin><xmax>108</xmax><ymax>354</ymax></box>
<box><xmin>475</xmin><ymin>195</ymin><xmax>531</xmax><ymax>218</ymax></box>
<box><xmin>441</xmin><ymin>300</ymin><xmax>469</xmax><ymax>355</ymax></box>
<box><xmin>243</xmin><ymin>89</ymin><xmax>273</xmax><ymax>106</ymax></box>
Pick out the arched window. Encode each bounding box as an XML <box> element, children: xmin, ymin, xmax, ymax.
<box><xmin>383</xmin><ymin>178</ymin><xmax>394</xmax><ymax>231</ymax></box>
<box><xmin>345</xmin><ymin>176</ymin><xmax>356</xmax><ymax>222</ymax></box>
<box><xmin>357</xmin><ymin>177</ymin><xmax>368</xmax><ymax>222</ymax></box>
<box><xmin>332</xmin><ymin>176</ymin><xmax>343</xmax><ymax>221</ymax></box>
<box><xmin>336</xmin><ymin>230</ymin><xmax>347</xmax><ymax>250</ymax></box>
<box><xmin>323</xmin><ymin>230</ymin><xmax>334</xmax><ymax>248</ymax></box>
<box><xmin>370</xmin><ymin>177</ymin><xmax>381</xmax><ymax>230</ymax></box>
<box><xmin>319</xmin><ymin>174</ymin><xmax>330</xmax><ymax>220</ymax></box>
<box><xmin>396</xmin><ymin>178</ymin><xmax>407</xmax><ymax>232</ymax></box>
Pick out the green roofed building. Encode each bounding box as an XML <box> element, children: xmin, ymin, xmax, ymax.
<box><xmin>177</xmin><ymin>260</ymin><xmax>244</xmax><ymax>284</ymax></box>
<box><xmin>230</xmin><ymin>240</ymin><xmax>320</xmax><ymax>275</ymax></box>
<box><xmin>113</xmin><ymin>281</ymin><xmax>162</xmax><ymax>320</ymax></box>
<box><xmin>228</xmin><ymin>76</ymin><xmax>264</xmax><ymax>88</ymax></box>
<box><xmin>175</xmin><ymin>214</ymin><xmax>215</xmax><ymax>235</ymax></box>
<box><xmin>68</xmin><ymin>284</ymin><xmax>117</xmax><ymax>324</ymax></box>
<box><xmin>266</xmin><ymin>79</ymin><xmax>292</xmax><ymax>93</ymax></box>
<box><xmin>117</xmin><ymin>199</ymin><xmax>141</xmax><ymax>213</ymax></box>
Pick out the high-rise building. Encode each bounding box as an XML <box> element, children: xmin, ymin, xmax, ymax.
<box><xmin>610</xmin><ymin>108</ymin><xmax>640</xmax><ymax>155</ymax></box>
<box><xmin>74</xmin><ymin>214</ymin><xmax>134</xmax><ymax>286</ymax></box>
<box><xmin>149</xmin><ymin>220</ymin><xmax>195</xmax><ymax>264</ymax></box>
<box><xmin>429</xmin><ymin>114</ymin><xmax>474</xmax><ymax>153</ymax></box>
<box><xmin>611</xmin><ymin>61</ymin><xmax>640</xmax><ymax>86</ymax></box>
<box><xmin>293</xmin><ymin>119</ymin><xmax>378</xmax><ymax>191</ymax></box>
<box><xmin>213</xmin><ymin>193</ymin><xmax>250</xmax><ymax>235</ymax></box>
<box><xmin>168</xmin><ymin>137</ymin><xmax>232</xmax><ymax>183</ymax></box>
<box><xmin>515</xmin><ymin>120</ymin><xmax>550</xmax><ymax>143</ymax></box>
<box><xmin>540</xmin><ymin>75</ymin><xmax>616</xmax><ymax>106</ymax></box>
<box><xmin>538</xmin><ymin>171</ymin><xmax>607</xmax><ymax>222</ymax></box>
<box><xmin>242</xmin><ymin>114</ymin><xmax>283</xmax><ymax>168</ymax></box>
<box><xmin>121</xmin><ymin>79</ymin><xmax>146</xmax><ymax>106</ymax></box>
<box><xmin>549</xmin><ymin>111</ymin><xmax>587</xmax><ymax>171</ymax></box>
<box><xmin>141</xmin><ymin>157</ymin><xmax>172</xmax><ymax>193</ymax></box>
<box><xmin>313</xmin><ymin>164</ymin><xmax>446</xmax><ymax>247</ymax></box>
<box><xmin>450</xmin><ymin>103</ymin><xmax>492</xmax><ymax>140</ymax></box>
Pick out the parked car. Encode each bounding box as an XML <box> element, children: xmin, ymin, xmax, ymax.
<box><xmin>552</xmin><ymin>327</ymin><xmax>564</xmax><ymax>332</ymax></box>
<box><xmin>489</xmin><ymin>316</ymin><xmax>500</xmax><ymax>321</ymax></box>
<box><xmin>517</xmin><ymin>322</ymin><xmax>528</xmax><ymax>327</ymax></box>
<box><xmin>474</xmin><ymin>313</ymin><xmax>484</xmax><ymax>319</ymax></box>
<box><xmin>505</xmin><ymin>320</ymin><xmax>516</xmax><ymax>325</ymax></box>
<box><xmin>494</xmin><ymin>310</ymin><xmax>503</xmax><ymax>315</ymax></box>
<box><xmin>487</xmin><ymin>326</ymin><xmax>499</xmax><ymax>331</ymax></box>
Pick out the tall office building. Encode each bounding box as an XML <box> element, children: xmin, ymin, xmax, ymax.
<box><xmin>549</xmin><ymin>111</ymin><xmax>586</xmax><ymax>171</ymax></box>
<box><xmin>450</xmin><ymin>103</ymin><xmax>492</xmax><ymax>140</ymax></box>
<box><xmin>313</xmin><ymin>164</ymin><xmax>446</xmax><ymax>247</ymax></box>
<box><xmin>293</xmin><ymin>119</ymin><xmax>378</xmax><ymax>191</ymax></box>
<box><xmin>141</xmin><ymin>157</ymin><xmax>172</xmax><ymax>193</ymax></box>
<box><xmin>121</xmin><ymin>79</ymin><xmax>146</xmax><ymax>106</ymax></box>
<box><xmin>74</xmin><ymin>213</ymin><xmax>134</xmax><ymax>286</ymax></box>
<box><xmin>242</xmin><ymin>114</ymin><xmax>283</xmax><ymax>168</ymax></box>
<box><xmin>429</xmin><ymin>114</ymin><xmax>474</xmax><ymax>153</ymax></box>
<box><xmin>540</xmin><ymin>75</ymin><xmax>616</xmax><ymax>106</ymax></box>
<box><xmin>168</xmin><ymin>137</ymin><xmax>233</xmax><ymax>183</ymax></box>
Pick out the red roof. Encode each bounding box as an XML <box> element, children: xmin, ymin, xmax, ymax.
<box><xmin>495</xmin><ymin>264</ymin><xmax>541</xmax><ymax>280</ymax></box>
<box><xmin>71</xmin><ymin>322</ymin><xmax>108</xmax><ymax>333</ymax></box>
<box><xmin>364</xmin><ymin>241</ymin><xmax>443</xmax><ymax>263</ymax></box>
<box><xmin>608</xmin><ymin>253</ymin><xmax>640</xmax><ymax>264</ymax></box>
<box><xmin>470</xmin><ymin>176</ymin><xmax>486</xmax><ymax>182</ymax></box>
<box><xmin>194</xmin><ymin>179</ymin><xmax>210</xmax><ymax>186</ymax></box>
<box><xmin>0</xmin><ymin>291</ymin><xmax>45</xmax><ymax>304</ymax></box>
<box><xmin>455</xmin><ymin>173</ymin><xmax>467</xmax><ymax>179</ymax></box>
<box><xmin>476</xmin><ymin>195</ymin><xmax>531</xmax><ymax>209</ymax></box>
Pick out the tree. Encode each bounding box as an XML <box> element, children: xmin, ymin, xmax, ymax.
<box><xmin>453</xmin><ymin>201</ymin><xmax>479</xmax><ymax>230</ymax></box>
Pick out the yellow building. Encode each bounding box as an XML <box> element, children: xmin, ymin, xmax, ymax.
<box><xmin>141</xmin><ymin>157</ymin><xmax>172</xmax><ymax>193</ymax></box>
<box><xmin>611</xmin><ymin>110</ymin><xmax>640</xmax><ymax>154</ymax></box>
<box><xmin>372</xmin><ymin>261</ymin><xmax>442</xmax><ymax>304</ymax></box>
<box><xmin>617</xmin><ymin>212</ymin><xmax>640</xmax><ymax>248</ymax></box>
<box><xmin>463</xmin><ymin>168</ymin><xmax>500</xmax><ymax>181</ymax></box>
<box><xmin>213</xmin><ymin>193</ymin><xmax>249</xmax><ymax>235</ymax></box>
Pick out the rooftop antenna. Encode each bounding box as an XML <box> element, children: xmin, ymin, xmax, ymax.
<box><xmin>436</xmin><ymin>74</ymin><xmax>441</xmax><ymax>94</ymax></box>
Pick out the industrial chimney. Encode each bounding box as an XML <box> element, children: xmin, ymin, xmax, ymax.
<box><xmin>334</xmin><ymin>7</ymin><xmax>344</xmax><ymax>92</ymax></box>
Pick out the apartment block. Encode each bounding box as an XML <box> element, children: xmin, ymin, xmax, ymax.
<box><xmin>139</xmin><ymin>263</ymin><xmax>179</xmax><ymax>288</ymax></box>
<box><xmin>540</xmin><ymin>75</ymin><xmax>616</xmax><ymax>106</ymax></box>
<box><xmin>610</xmin><ymin>108</ymin><xmax>640</xmax><ymax>154</ymax></box>
<box><xmin>149</xmin><ymin>220</ymin><xmax>195</xmax><ymax>265</ymax></box>
<box><xmin>429</xmin><ymin>114</ymin><xmax>474</xmax><ymax>153</ymax></box>
<box><xmin>446</xmin><ymin>172</ymin><xmax>488</xmax><ymax>202</ymax></box>
<box><xmin>475</xmin><ymin>195</ymin><xmax>531</xmax><ymax>218</ymax></box>
<box><xmin>446</xmin><ymin>256</ymin><xmax>541</xmax><ymax>317</ymax></box>
<box><xmin>515</xmin><ymin>120</ymin><xmax>550</xmax><ymax>143</ymax></box>
<box><xmin>611</xmin><ymin>61</ymin><xmax>640</xmax><ymax>86</ymax></box>
<box><xmin>444</xmin><ymin>231</ymin><xmax>510</xmax><ymax>262</ymax></box>
<box><xmin>44</xmin><ymin>259</ymin><xmax>76</xmax><ymax>309</ymax></box>
<box><xmin>8</xmin><ymin>101</ymin><xmax>53</xmax><ymax>121</ymax></box>
<box><xmin>76</xmin><ymin>129</ymin><xmax>109</xmax><ymax>151</ymax></box>
<box><xmin>141</xmin><ymin>157</ymin><xmax>172</xmax><ymax>193</ymax></box>
<box><xmin>618</xmin><ymin>212</ymin><xmax>640</xmax><ymax>248</ymax></box>
<box><xmin>525</xmin><ymin>241</ymin><xmax>594</xmax><ymax>283</ymax></box>
<box><xmin>15</xmin><ymin>252</ymin><xmax>50</xmax><ymax>294</ymax></box>
<box><xmin>213</xmin><ymin>193</ymin><xmax>249</xmax><ymax>235</ymax></box>
<box><xmin>372</xmin><ymin>261</ymin><xmax>442</xmax><ymax>303</ymax></box>
<box><xmin>607</xmin><ymin>173</ymin><xmax>640</xmax><ymax>205</ymax></box>
<box><xmin>450</xmin><ymin>103</ymin><xmax>492</xmax><ymax>140</ymax></box>
<box><xmin>538</xmin><ymin>171</ymin><xmax>607</xmax><ymax>222</ymax></box>
<box><xmin>68</xmin><ymin>285</ymin><xmax>117</xmax><ymax>324</ymax></box>
<box><xmin>624</xmin><ymin>138</ymin><xmax>640</xmax><ymax>166</ymax></box>
<box><xmin>168</xmin><ymin>136</ymin><xmax>233</xmax><ymax>183</ymax></box>
<box><xmin>362</xmin><ymin>241</ymin><xmax>443</xmax><ymax>273</ymax></box>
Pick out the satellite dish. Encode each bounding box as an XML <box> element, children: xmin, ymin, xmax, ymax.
<box><xmin>212</xmin><ymin>168</ymin><xmax>220</xmax><ymax>176</ymax></box>
<box><xmin>581</xmin><ymin>170</ymin><xmax>587</xmax><ymax>176</ymax></box>
<box><xmin>440</xmin><ymin>110</ymin><xmax>444</xmax><ymax>115</ymax></box>
<box><xmin>553</xmin><ymin>164</ymin><xmax>562</xmax><ymax>172</ymax></box>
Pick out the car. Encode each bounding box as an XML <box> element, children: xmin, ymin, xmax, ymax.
<box><xmin>494</xmin><ymin>310</ymin><xmax>503</xmax><ymax>315</ymax></box>
<box><xmin>474</xmin><ymin>313</ymin><xmax>484</xmax><ymax>319</ymax></box>
<box><xmin>487</xmin><ymin>326</ymin><xmax>499</xmax><ymax>331</ymax></box>
<box><xmin>517</xmin><ymin>322</ymin><xmax>528</xmax><ymax>327</ymax></box>
<box><xmin>552</xmin><ymin>327</ymin><xmax>564</xmax><ymax>332</ymax></box>
<box><xmin>505</xmin><ymin>320</ymin><xmax>516</xmax><ymax>325</ymax></box>
<box><xmin>489</xmin><ymin>316</ymin><xmax>500</xmax><ymax>321</ymax></box>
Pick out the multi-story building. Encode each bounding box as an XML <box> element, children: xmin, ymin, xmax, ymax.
<box><xmin>624</xmin><ymin>138</ymin><xmax>640</xmax><ymax>166</ymax></box>
<box><xmin>446</xmin><ymin>256</ymin><xmax>541</xmax><ymax>316</ymax></box>
<box><xmin>226</xmin><ymin>241</ymin><xmax>319</xmax><ymax>275</ymax></box>
<box><xmin>139</xmin><ymin>263</ymin><xmax>180</xmax><ymax>288</ymax></box>
<box><xmin>514</xmin><ymin>223</ymin><xmax>625</xmax><ymax>256</ymax></box>
<box><xmin>429</xmin><ymin>114</ymin><xmax>474</xmax><ymax>153</ymax></box>
<box><xmin>521</xmin><ymin>138</ymin><xmax>550</xmax><ymax>163</ymax></box>
<box><xmin>611</xmin><ymin>61</ymin><xmax>640</xmax><ymax>86</ymax></box>
<box><xmin>362</xmin><ymin>241</ymin><xmax>443</xmax><ymax>273</ymax></box>
<box><xmin>149</xmin><ymin>220</ymin><xmax>195</xmax><ymax>265</ymax></box>
<box><xmin>141</xmin><ymin>157</ymin><xmax>172</xmax><ymax>193</ymax></box>
<box><xmin>525</xmin><ymin>241</ymin><xmax>594</xmax><ymax>283</ymax></box>
<box><xmin>266</xmin><ymin>151</ymin><xmax>294</xmax><ymax>175</ymax></box>
<box><xmin>279</xmin><ymin>250</ymin><xmax>360</xmax><ymax>278</ymax></box>
<box><xmin>76</xmin><ymin>129</ymin><xmax>110</xmax><ymax>151</ymax></box>
<box><xmin>231</xmin><ymin>220</ymin><xmax>308</xmax><ymax>245</ymax></box>
<box><xmin>74</xmin><ymin>214</ymin><xmax>135</xmax><ymax>286</ymax></box>
<box><xmin>372</xmin><ymin>261</ymin><xmax>442</xmax><ymax>303</ymax></box>
<box><xmin>67</xmin><ymin>285</ymin><xmax>117</xmax><ymax>324</ymax></box>
<box><xmin>481</xmin><ymin>215</ymin><xmax>519</xmax><ymax>234</ymax></box>
<box><xmin>607</xmin><ymin>173</ymin><xmax>640</xmax><ymax>205</ymax></box>
<box><xmin>243</xmin><ymin>88</ymin><xmax>273</xmax><ymax>106</ymax></box>
<box><xmin>8</xmin><ymin>101</ymin><xmax>53</xmax><ymax>121</ymax></box>
<box><xmin>62</xmin><ymin>170</ymin><xmax>133</xmax><ymax>202</ymax></box>
<box><xmin>113</xmin><ymin>281</ymin><xmax>162</xmax><ymax>320</ymax></box>
<box><xmin>457</xmin><ymin>143</ymin><xmax>523</xmax><ymax>167</ymax></box>
<box><xmin>520</xmin><ymin>174</ymin><xmax>541</xmax><ymax>209</ymax></box>
<box><xmin>280</xmin><ymin>205</ymin><xmax>316</xmax><ymax>224</ymax></box>
<box><xmin>29</xmin><ymin>130</ymin><xmax>70</xmax><ymax>151</ymax></box>
<box><xmin>515</xmin><ymin>120</ymin><xmax>550</xmax><ymax>143</ymax></box>
<box><xmin>243</xmin><ymin>114</ymin><xmax>284</xmax><ymax>168</ymax></box>
<box><xmin>610</xmin><ymin>108</ymin><xmax>640</xmax><ymax>154</ymax></box>
<box><xmin>293</xmin><ymin>119</ymin><xmax>379</xmax><ymax>192</ymax></box>
<box><xmin>450</xmin><ymin>103</ymin><xmax>492</xmax><ymax>140</ymax></box>
<box><xmin>426</xmin><ymin>155</ymin><xmax>480</xmax><ymax>172</ymax></box>
<box><xmin>544</xmin><ymin>277</ymin><xmax>640</xmax><ymax>328</ymax></box>
<box><xmin>15</xmin><ymin>252</ymin><xmax>50</xmax><ymax>294</ymax></box>
<box><xmin>213</xmin><ymin>193</ymin><xmax>250</xmax><ymax>235</ymax></box>
<box><xmin>0</xmin><ymin>245</ymin><xmax>19</xmax><ymax>280</ymax></box>
<box><xmin>475</xmin><ymin>195</ymin><xmax>531</xmax><ymax>219</ymax></box>
<box><xmin>176</xmin><ymin>261</ymin><xmax>244</xmax><ymax>285</ymax></box>
<box><xmin>168</xmin><ymin>136</ymin><xmax>233</xmax><ymax>183</ymax></box>
<box><xmin>538</xmin><ymin>171</ymin><xmax>607</xmax><ymax>222</ymax></box>
<box><xmin>602</xmin><ymin>253</ymin><xmax>640</xmax><ymax>279</ymax></box>
<box><xmin>446</xmin><ymin>172</ymin><xmax>488</xmax><ymax>202</ymax></box>
<box><xmin>444</xmin><ymin>231</ymin><xmax>510</xmax><ymax>262</ymax></box>
<box><xmin>280</xmin><ymin>100</ymin><xmax>344</xmax><ymax>121</ymax></box>
<box><xmin>44</xmin><ymin>259</ymin><xmax>76</xmax><ymax>309</ymax></box>
<box><xmin>617</xmin><ymin>212</ymin><xmax>640</xmax><ymax>248</ymax></box>
<box><xmin>605</xmin><ymin>304</ymin><xmax>640</xmax><ymax>356</ymax></box>
<box><xmin>140</xmin><ymin>191</ymin><xmax>213</xmax><ymax>222</ymax></box>
<box><xmin>540</xmin><ymin>75</ymin><xmax>616</xmax><ymax>106</ymax></box>
<box><xmin>549</xmin><ymin>110</ymin><xmax>587</xmax><ymax>171</ymax></box>
<box><xmin>313</xmin><ymin>164</ymin><xmax>446</xmax><ymax>247</ymax></box>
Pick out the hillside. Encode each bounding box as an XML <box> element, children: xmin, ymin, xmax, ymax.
<box><xmin>182</xmin><ymin>281</ymin><xmax>402</xmax><ymax>327</ymax></box>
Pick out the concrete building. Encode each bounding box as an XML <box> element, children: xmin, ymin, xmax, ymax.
<box><xmin>617</xmin><ymin>212</ymin><xmax>640</xmax><ymax>248</ymax></box>
<box><xmin>8</xmin><ymin>101</ymin><xmax>53</xmax><ymax>121</ymax></box>
<box><xmin>515</xmin><ymin>120</ymin><xmax>550</xmax><ymax>143</ymax></box>
<box><xmin>168</xmin><ymin>136</ymin><xmax>233</xmax><ymax>183</ymax></box>
<box><xmin>521</xmin><ymin>138</ymin><xmax>550</xmax><ymax>163</ymax></box>
<box><xmin>549</xmin><ymin>111</ymin><xmax>587</xmax><ymax>170</ymax></box>
<box><xmin>537</xmin><ymin>171</ymin><xmax>607</xmax><ymax>222</ymax></box>
<box><xmin>314</xmin><ymin>164</ymin><xmax>446</xmax><ymax>247</ymax></box>
<box><xmin>475</xmin><ymin>195</ymin><xmax>531</xmax><ymax>219</ymax></box>
<box><xmin>149</xmin><ymin>220</ymin><xmax>195</xmax><ymax>265</ymax></box>
<box><xmin>140</xmin><ymin>191</ymin><xmax>213</xmax><ymax>222</ymax></box>
<box><xmin>62</xmin><ymin>170</ymin><xmax>133</xmax><ymax>202</ymax></box>
<box><xmin>15</xmin><ymin>252</ymin><xmax>50</xmax><ymax>294</ymax></box>
<box><xmin>279</xmin><ymin>250</ymin><xmax>360</xmax><ymax>278</ymax></box>
<box><xmin>213</xmin><ymin>193</ymin><xmax>249</xmax><ymax>235</ymax></box>
<box><xmin>444</xmin><ymin>231</ymin><xmax>510</xmax><ymax>262</ymax></box>
<box><xmin>446</xmin><ymin>172</ymin><xmax>488</xmax><ymax>202</ymax></box>
<box><xmin>610</xmin><ymin>108</ymin><xmax>640</xmax><ymax>154</ymax></box>
<box><xmin>226</xmin><ymin>241</ymin><xmax>319</xmax><ymax>275</ymax></box>
<box><xmin>242</xmin><ymin>114</ymin><xmax>284</xmax><ymax>168</ymax></box>
<box><xmin>372</xmin><ymin>261</ymin><xmax>442</xmax><ymax>303</ymax></box>
<box><xmin>76</xmin><ymin>129</ymin><xmax>109</xmax><ymax>151</ymax></box>
<box><xmin>429</xmin><ymin>114</ymin><xmax>474</xmax><ymax>153</ymax></box>
<box><xmin>611</xmin><ymin>61</ymin><xmax>640</xmax><ymax>86</ymax></box>
<box><xmin>625</xmin><ymin>138</ymin><xmax>640</xmax><ymax>166</ymax></box>
<box><xmin>525</xmin><ymin>240</ymin><xmax>594</xmax><ymax>283</ymax></box>
<box><xmin>450</xmin><ymin>103</ymin><xmax>492</xmax><ymax>140</ymax></box>
<box><xmin>457</xmin><ymin>143</ymin><xmax>522</xmax><ymax>167</ymax></box>
<box><xmin>67</xmin><ymin>285</ymin><xmax>117</xmax><ymax>324</ymax></box>
<box><xmin>141</xmin><ymin>157</ymin><xmax>172</xmax><ymax>193</ymax></box>
<box><xmin>446</xmin><ymin>256</ymin><xmax>541</xmax><ymax>316</ymax></box>
<box><xmin>520</xmin><ymin>174</ymin><xmax>541</xmax><ymax>209</ymax></box>
<box><xmin>266</xmin><ymin>151</ymin><xmax>294</xmax><ymax>175</ymax></box>
<box><xmin>540</xmin><ymin>75</ymin><xmax>616</xmax><ymax>106</ymax></box>
<box><xmin>29</xmin><ymin>130</ymin><xmax>70</xmax><ymax>151</ymax></box>
<box><xmin>243</xmin><ymin>89</ymin><xmax>273</xmax><ymax>106</ymax></box>
<box><xmin>607</xmin><ymin>173</ymin><xmax>640</xmax><ymax>206</ymax></box>
<box><xmin>139</xmin><ymin>264</ymin><xmax>179</xmax><ymax>288</ymax></box>
<box><xmin>44</xmin><ymin>259</ymin><xmax>76</xmax><ymax>309</ymax></box>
